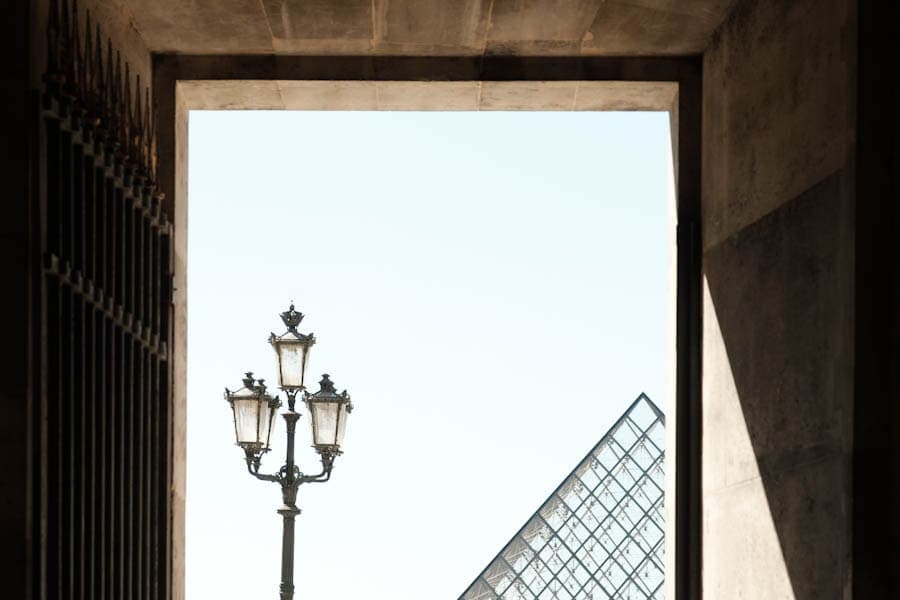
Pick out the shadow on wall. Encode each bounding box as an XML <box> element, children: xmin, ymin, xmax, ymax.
<box><xmin>702</xmin><ymin>170</ymin><xmax>853</xmax><ymax>599</ymax></box>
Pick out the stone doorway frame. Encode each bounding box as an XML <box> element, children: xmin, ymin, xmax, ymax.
<box><xmin>152</xmin><ymin>55</ymin><xmax>702</xmax><ymax>600</ymax></box>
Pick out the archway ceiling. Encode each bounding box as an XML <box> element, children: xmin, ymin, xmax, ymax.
<box><xmin>123</xmin><ymin>0</ymin><xmax>736</xmax><ymax>56</ymax></box>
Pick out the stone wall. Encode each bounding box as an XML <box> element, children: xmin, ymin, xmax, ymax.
<box><xmin>700</xmin><ymin>0</ymin><xmax>856</xmax><ymax>597</ymax></box>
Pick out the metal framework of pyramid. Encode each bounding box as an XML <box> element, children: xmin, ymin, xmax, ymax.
<box><xmin>460</xmin><ymin>394</ymin><xmax>665</xmax><ymax>600</ymax></box>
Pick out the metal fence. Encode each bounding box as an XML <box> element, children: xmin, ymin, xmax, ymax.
<box><xmin>37</xmin><ymin>1</ymin><xmax>174</xmax><ymax>598</ymax></box>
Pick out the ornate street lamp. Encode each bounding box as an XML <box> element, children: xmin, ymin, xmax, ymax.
<box><xmin>225</xmin><ymin>373</ymin><xmax>280</xmax><ymax>461</ymax></box>
<box><xmin>304</xmin><ymin>374</ymin><xmax>353</xmax><ymax>462</ymax></box>
<box><xmin>269</xmin><ymin>304</ymin><xmax>315</xmax><ymax>392</ymax></box>
<box><xmin>224</xmin><ymin>304</ymin><xmax>353</xmax><ymax>600</ymax></box>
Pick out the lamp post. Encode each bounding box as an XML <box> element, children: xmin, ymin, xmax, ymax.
<box><xmin>224</xmin><ymin>304</ymin><xmax>353</xmax><ymax>600</ymax></box>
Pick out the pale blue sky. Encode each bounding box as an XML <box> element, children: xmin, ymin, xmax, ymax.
<box><xmin>186</xmin><ymin>110</ymin><xmax>673</xmax><ymax>599</ymax></box>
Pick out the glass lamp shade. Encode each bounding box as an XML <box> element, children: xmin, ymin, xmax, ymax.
<box><xmin>269</xmin><ymin>304</ymin><xmax>315</xmax><ymax>390</ymax></box>
<box><xmin>304</xmin><ymin>374</ymin><xmax>352</xmax><ymax>452</ymax></box>
<box><xmin>225</xmin><ymin>373</ymin><xmax>281</xmax><ymax>455</ymax></box>
<box><xmin>269</xmin><ymin>330</ymin><xmax>314</xmax><ymax>390</ymax></box>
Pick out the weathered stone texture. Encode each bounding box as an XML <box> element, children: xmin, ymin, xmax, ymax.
<box><xmin>702</xmin><ymin>0</ymin><xmax>854</xmax><ymax>249</ymax></box>
<box><xmin>704</xmin><ymin>174</ymin><xmax>853</xmax><ymax>493</ymax></box>
<box><xmin>583</xmin><ymin>1</ymin><xmax>733</xmax><ymax>56</ymax></box>
<box><xmin>122</xmin><ymin>0</ymin><xmax>736</xmax><ymax>56</ymax></box>
<box><xmin>703</xmin><ymin>455</ymin><xmax>848</xmax><ymax>599</ymax></box>
<box><xmin>128</xmin><ymin>0</ymin><xmax>272</xmax><ymax>54</ymax></box>
<box><xmin>702</xmin><ymin>178</ymin><xmax>855</xmax><ymax>600</ymax></box>
<box><xmin>701</xmin><ymin>0</ymin><xmax>856</xmax><ymax>597</ymax></box>
<box><xmin>176</xmin><ymin>80</ymin><xmax>676</xmax><ymax>112</ymax></box>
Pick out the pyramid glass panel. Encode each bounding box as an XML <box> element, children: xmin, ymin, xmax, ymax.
<box><xmin>460</xmin><ymin>394</ymin><xmax>665</xmax><ymax>600</ymax></box>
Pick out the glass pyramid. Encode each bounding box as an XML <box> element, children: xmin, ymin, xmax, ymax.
<box><xmin>459</xmin><ymin>394</ymin><xmax>665</xmax><ymax>600</ymax></box>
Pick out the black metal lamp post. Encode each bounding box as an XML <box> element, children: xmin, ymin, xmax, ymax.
<box><xmin>224</xmin><ymin>304</ymin><xmax>353</xmax><ymax>600</ymax></box>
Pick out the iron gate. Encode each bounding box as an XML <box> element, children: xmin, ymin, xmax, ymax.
<box><xmin>36</xmin><ymin>1</ymin><xmax>173</xmax><ymax>598</ymax></box>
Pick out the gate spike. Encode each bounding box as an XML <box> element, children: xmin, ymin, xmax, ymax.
<box><xmin>114</xmin><ymin>51</ymin><xmax>122</xmax><ymax>147</ymax></box>
<box><xmin>61</xmin><ymin>0</ymin><xmax>73</xmax><ymax>91</ymax></box>
<box><xmin>73</xmin><ymin>0</ymin><xmax>84</xmax><ymax>106</ymax></box>
<box><xmin>142</xmin><ymin>87</ymin><xmax>151</xmax><ymax>174</ymax></box>
<box><xmin>60</xmin><ymin>0</ymin><xmax>70</xmax><ymax>50</ymax></box>
<box><xmin>94</xmin><ymin>22</ymin><xmax>104</xmax><ymax>122</ymax></box>
<box><xmin>94</xmin><ymin>24</ymin><xmax>103</xmax><ymax>90</ymax></box>
<box><xmin>134</xmin><ymin>74</ymin><xmax>143</xmax><ymax>165</ymax></box>
<box><xmin>47</xmin><ymin>0</ymin><xmax>60</xmax><ymax>79</ymax></box>
<box><xmin>150</xmin><ymin>105</ymin><xmax>158</xmax><ymax>183</ymax></box>
<box><xmin>124</xmin><ymin>63</ymin><xmax>132</xmax><ymax>159</ymax></box>
<box><xmin>84</xmin><ymin>11</ymin><xmax>93</xmax><ymax>101</ymax></box>
<box><xmin>105</xmin><ymin>40</ymin><xmax>114</xmax><ymax>131</ymax></box>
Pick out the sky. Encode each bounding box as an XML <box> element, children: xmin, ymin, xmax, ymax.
<box><xmin>186</xmin><ymin>110</ymin><xmax>673</xmax><ymax>599</ymax></box>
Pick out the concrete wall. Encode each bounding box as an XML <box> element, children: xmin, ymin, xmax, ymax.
<box><xmin>700</xmin><ymin>0</ymin><xmax>856</xmax><ymax>597</ymax></box>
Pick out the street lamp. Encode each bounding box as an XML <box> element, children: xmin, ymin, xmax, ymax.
<box><xmin>304</xmin><ymin>373</ymin><xmax>353</xmax><ymax>461</ymax></box>
<box><xmin>225</xmin><ymin>372</ymin><xmax>280</xmax><ymax>461</ymax></box>
<box><xmin>269</xmin><ymin>304</ymin><xmax>315</xmax><ymax>392</ymax></box>
<box><xmin>224</xmin><ymin>304</ymin><xmax>352</xmax><ymax>600</ymax></box>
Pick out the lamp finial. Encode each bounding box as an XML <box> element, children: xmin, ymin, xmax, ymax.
<box><xmin>242</xmin><ymin>372</ymin><xmax>255</xmax><ymax>388</ymax></box>
<box><xmin>280</xmin><ymin>303</ymin><xmax>304</xmax><ymax>332</ymax></box>
<box><xmin>319</xmin><ymin>373</ymin><xmax>336</xmax><ymax>393</ymax></box>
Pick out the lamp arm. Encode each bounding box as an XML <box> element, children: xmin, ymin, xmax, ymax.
<box><xmin>246</xmin><ymin>458</ymin><xmax>281</xmax><ymax>483</ymax></box>
<box><xmin>299</xmin><ymin>452</ymin><xmax>336</xmax><ymax>484</ymax></box>
<box><xmin>300</xmin><ymin>467</ymin><xmax>332</xmax><ymax>484</ymax></box>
